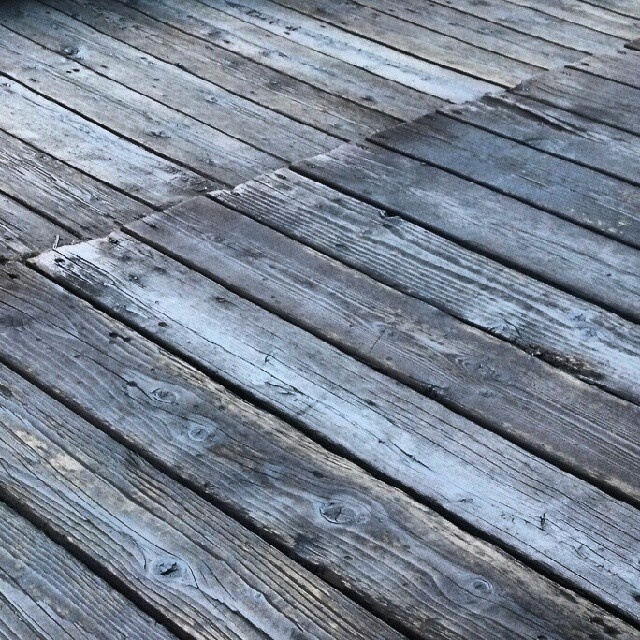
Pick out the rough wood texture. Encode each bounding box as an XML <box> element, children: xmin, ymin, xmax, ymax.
<box><xmin>369</xmin><ymin>117</ymin><xmax>640</xmax><ymax>249</ymax></box>
<box><xmin>217</xmin><ymin>170</ymin><xmax>640</xmax><ymax>406</ymax></box>
<box><xmin>573</xmin><ymin>48</ymin><xmax>640</xmax><ymax>89</ymax></box>
<box><xmin>112</xmin><ymin>0</ymin><xmax>446</xmax><ymax>120</ymax></box>
<box><xmin>0</xmin><ymin>358</ymin><xmax>402</xmax><ymax>640</ymax></box>
<box><xmin>0</xmin><ymin>26</ymin><xmax>283</xmax><ymax>187</ymax></box>
<box><xmin>0</xmin><ymin>193</ymin><xmax>71</xmax><ymax>261</ymax></box>
<box><xmin>3</xmin><ymin>1</ymin><xmax>341</xmax><ymax>162</ymax></box>
<box><xmin>42</xmin><ymin>0</ymin><xmax>398</xmax><ymax>140</ymax></box>
<box><xmin>270</xmin><ymin>0</ymin><xmax>543</xmax><ymax>86</ymax></box>
<box><xmin>295</xmin><ymin>142</ymin><xmax>640</xmax><ymax>315</ymax></box>
<box><xmin>514</xmin><ymin>65</ymin><xmax>640</xmax><ymax>136</ymax></box>
<box><xmin>117</xmin><ymin>198</ymin><xmax>640</xmax><ymax>506</ymax></box>
<box><xmin>0</xmin><ymin>502</ymin><xmax>176</xmax><ymax>640</ymax></box>
<box><xmin>0</xmin><ymin>130</ymin><xmax>151</xmax><ymax>238</ymax></box>
<box><xmin>0</xmin><ymin>79</ymin><xmax>209</xmax><ymax>209</ymax></box>
<box><xmin>445</xmin><ymin>92</ymin><xmax>640</xmax><ymax>186</ymax></box>
<box><xmin>14</xmin><ymin>246</ymin><xmax>640</xmax><ymax>623</ymax></box>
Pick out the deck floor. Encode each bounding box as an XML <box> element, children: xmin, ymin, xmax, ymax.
<box><xmin>1</xmin><ymin>1</ymin><xmax>640</xmax><ymax>638</ymax></box>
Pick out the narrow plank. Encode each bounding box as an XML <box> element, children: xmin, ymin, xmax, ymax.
<box><xmin>364</xmin><ymin>0</ymin><xmax>627</xmax><ymax>52</ymax></box>
<box><xmin>0</xmin><ymin>362</ymin><xmax>401</xmax><ymax>640</ymax></box>
<box><xmin>110</xmin><ymin>0</ymin><xmax>443</xmax><ymax>120</ymax></box>
<box><xmin>271</xmin><ymin>0</ymin><xmax>543</xmax><ymax>85</ymax></box>
<box><xmin>446</xmin><ymin>93</ymin><xmax>640</xmax><ymax>185</ymax></box>
<box><xmin>41</xmin><ymin>0</ymin><xmax>397</xmax><ymax>140</ymax></box>
<box><xmin>0</xmin><ymin>27</ymin><xmax>282</xmax><ymax>186</ymax></box>
<box><xmin>626</xmin><ymin>37</ymin><xmax>640</xmax><ymax>50</ymax></box>
<box><xmin>0</xmin><ymin>502</ymin><xmax>176</xmax><ymax>640</ymax></box>
<box><xmin>369</xmin><ymin>116</ymin><xmax>640</xmax><ymax>248</ymax></box>
<box><xmin>16</xmin><ymin>245</ymin><xmax>640</xmax><ymax>622</ymax></box>
<box><xmin>3</xmin><ymin>277</ymin><xmax>633</xmax><ymax>640</ymax></box>
<box><xmin>491</xmin><ymin>0</ymin><xmax>640</xmax><ymax>40</ymax></box>
<box><xmin>3</xmin><ymin>2</ymin><xmax>340</xmax><ymax>162</ymax></box>
<box><xmin>119</xmin><ymin>199</ymin><xmax>640</xmax><ymax>505</ymax></box>
<box><xmin>0</xmin><ymin>193</ymin><xmax>72</xmax><ymax>261</ymax></box>
<box><xmin>581</xmin><ymin>0</ymin><xmax>640</xmax><ymax>20</ymax></box>
<box><xmin>572</xmin><ymin>49</ymin><xmax>640</xmax><ymax>89</ymax></box>
<box><xmin>514</xmin><ymin>66</ymin><xmax>640</xmax><ymax>136</ymax></box>
<box><xmin>296</xmin><ymin>143</ymin><xmax>640</xmax><ymax>316</ymax></box>
<box><xmin>0</xmin><ymin>81</ymin><xmax>208</xmax><ymax>209</ymax></box>
<box><xmin>216</xmin><ymin>170</ymin><xmax>640</xmax><ymax>405</ymax></box>
<box><xmin>198</xmin><ymin>0</ymin><xmax>499</xmax><ymax>102</ymax></box>
<box><xmin>350</xmin><ymin>0</ymin><xmax>606</xmax><ymax>60</ymax></box>
<box><xmin>0</xmin><ymin>131</ymin><xmax>152</xmax><ymax>237</ymax></box>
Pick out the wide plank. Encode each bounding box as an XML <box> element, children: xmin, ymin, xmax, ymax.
<box><xmin>0</xmin><ymin>359</ymin><xmax>401</xmax><ymax>640</ymax></box>
<box><xmin>4</xmin><ymin>275</ymin><xmax>633</xmax><ymax>640</ymax></box>
<box><xmin>42</xmin><ymin>0</ymin><xmax>397</xmax><ymax>139</ymax></box>
<box><xmin>270</xmin><ymin>0</ymin><xmax>542</xmax><ymax>86</ymax></box>
<box><xmin>14</xmin><ymin>247</ymin><xmax>640</xmax><ymax>621</ymax></box>
<box><xmin>0</xmin><ymin>502</ymin><xmax>176</xmax><ymax>640</ymax></box>
<box><xmin>217</xmin><ymin>170</ymin><xmax>640</xmax><ymax>405</ymax></box>
<box><xmin>0</xmin><ymin>80</ymin><xmax>208</xmax><ymax>209</ymax></box>
<box><xmin>369</xmin><ymin>116</ymin><xmax>640</xmax><ymax>249</ymax></box>
<box><xmin>0</xmin><ymin>26</ymin><xmax>283</xmax><ymax>186</ymax></box>
<box><xmin>514</xmin><ymin>66</ymin><xmax>640</xmax><ymax>136</ymax></box>
<box><xmin>118</xmin><ymin>198</ymin><xmax>640</xmax><ymax>506</ymax></box>
<box><xmin>572</xmin><ymin>48</ymin><xmax>640</xmax><ymax>89</ymax></box>
<box><xmin>111</xmin><ymin>0</ymin><xmax>443</xmax><ymax>120</ymax></box>
<box><xmin>348</xmin><ymin>0</ymin><xmax>601</xmax><ymax>61</ymax></box>
<box><xmin>3</xmin><ymin>1</ymin><xmax>340</xmax><ymax>162</ymax></box>
<box><xmin>0</xmin><ymin>193</ymin><xmax>72</xmax><ymax>261</ymax></box>
<box><xmin>199</xmin><ymin>0</ymin><xmax>499</xmax><ymax>102</ymax></box>
<box><xmin>445</xmin><ymin>92</ymin><xmax>640</xmax><ymax>185</ymax></box>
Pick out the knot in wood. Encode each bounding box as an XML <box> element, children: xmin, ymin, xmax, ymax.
<box><xmin>319</xmin><ymin>499</ymin><xmax>369</xmax><ymax>526</ymax></box>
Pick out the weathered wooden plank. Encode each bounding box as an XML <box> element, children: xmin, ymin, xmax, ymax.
<box><xmin>118</xmin><ymin>198</ymin><xmax>640</xmax><ymax>506</ymax></box>
<box><xmin>514</xmin><ymin>66</ymin><xmax>640</xmax><ymax>136</ymax></box>
<box><xmin>0</xmin><ymin>81</ymin><xmax>208</xmax><ymax>209</ymax></box>
<box><xmin>41</xmin><ymin>0</ymin><xmax>397</xmax><ymax>140</ymax></box>
<box><xmin>572</xmin><ymin>49</ymin><xmax>640</xmax><ymax>89</ymax></box>
<box><xmin>364</xmin><ymin>0</ymin><xmax>627</xmax><ymax>52</ymax></box>
<box><xmin>582</xmin><ymin>0</ymin><xmax>640</xmax><ymax>20</ymax></box>
<box><xmin>270</xmin><ymin>0</ymin><xmax>542</xmax><ymax>85</ymax></box>
<box><xmin>111</xmin><ymin>0</ymin><xmax>444</xmax><ymax>120</ymax></box>
<box><xmin>482</xmin><ymin>0</ymin><xmax>640</xmax><ymax>40</ymax></box>
<box><xmin>369</xmin><ymin>116</ymin><xmax>640</xmax><ymax>249</ymax></box>
<box><xmin>445</xmin><ymin>93</ymin><xmax>640</xmax><ymax>186</ymax></box>
<box><xmin>0</xmin><ymin>360</ymin><xmax>402</xmax><ymax>640</ymax></box>
<box><xmin>5</xmin><ymin>272</ymin><xmax>634</xmax><ymax>640</ymax></box>
<box><xmin>0</xmin><ymin>502</ymin><xmax>176</xmax><ymax>640</ymax></box>
<box><xmin>0</xmin><ymin>130</ymin><xmax>151</xmax><ymax>238</ymax></box>
<box><xmin>217</xmin><ymin>170</ymin><xmax>640</xmax><ymax>405</ymax></box>
<box><xmin>295</xmin><ymin>143</ymin><xmax>640</xmax><ymax>311</ymax></box>
<box><xmin>17</xmin><ymin>246</ymin><xmax>640</xmax><ymax>622</ymax></box>
<box><xmin>198</xmin><ymin>0</ymin><xmax>499</xmax><ymax>102</ymax></box>
<box><xmin>0</xmin><ymin>26</ymin><xmax>282</xmax><ymax>187</ymax></box>
<box><xmin>3</xmin><ymin>2</ymin><xmax>340</xmax><ymax>162</ymax></box>
<box><xmin>626</xmin><ymin>37</ymin><xmax>640</xmax><ymax>50</ymax></box>
<box><xmin>350</xmin><ymin>0</ymin><xmax>607</xmax><ymax>60</ymax></box>
<box><xmin>0</xmin><ymin>193</ymin><xmax>72</xmax><ymax>261</ymax></box>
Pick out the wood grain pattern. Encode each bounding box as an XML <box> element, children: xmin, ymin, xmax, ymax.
<box><xmin>369</xmin><ymin>116</ymin><xmax>640</xmax><ymax>249</ymax></box>
<box><xmin>572</xmin><ymin>48</ymin><xmax>640</xmax><ymax>89</ymax></box>
<box><xmin>0</xmin><ymin>358</ymin><xmax>402</xmax><ymax>640</ymax></box>
<box><xmin>445</xmin><ymin>92</ymin><xmax>640</xmax><ymax>185</ymax></box>
<box><xmin>117</xmin><ymin>198</ymin><xmax>640</xmax><ymax>506</ymax></box>
<box><xmin>3</xmin><ymin>1</ymin><xmax>341</xmax><ymax>162</ymax></box>
<box><xmin>0</xmin><ymin>26</ymin><xmax>282</xmax><ymax>187</ymax></box>
<box><xmin>16</xmin><ymin>245</ymin><xmax>640</xmax><ymax>622</ymax></box>
<box><xmin>0</xmin><ymin>502</ymin><xmax>176</xmax><ymax>640</ymax></box>
<box><xmin>216</xmin><ymin>170</ymin><xmax>640</xmax><ymax>405</ymax></box>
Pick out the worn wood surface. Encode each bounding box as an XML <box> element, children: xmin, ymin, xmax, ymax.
<box><xmin>369</xmin><ymin>117</ymin><xmax>640</xmax><ymax>249</ymax></box>
<box><xmin>2</xmin><ymin>1</ymin><xmax>341</xmax><ymax>162</ymax></box>
<box><xmin>0</xmin><ymin>502</ymin><xmax>176</xmax><ymax>640</ymax></box>
<box><xmin>116</xmin><ymin>198</ymin><xmax>640</xmax><ymax>506</ymax></box>
<box><xmin>573</xmin><ymin>48</ymin><xmax>640</xmax><ymax>89</ymax></box>
<box><xmin>42</xmin><ymin>0</ymin><xmax>398</xmax><ymax>140</ymax></box>
<box><xmin>0</xmin><ymin>357</ymin><xmax>402</xmax><ymax>640</ymax></box>
<box><xmin>583</xmin><ymin>0</ymin><xmax>640</xmax><ymax>20</ymax></box>
<box><xmin>217</xmin><ymin>170</ymin><xmax>640</xmax><ymax>405</ymax></box>
<box><xmin>445</xmin><ymin>93</ymin><xmax>640</xmax><ymax>186</ymax></box>
<box><xmin>295</xmin><ymin>143</ymin><xmax>640</xmax><ymax>314</ymax></box>
<box><xmin>14</xmin><ymin>246</ymin><xmax>640</xmax><ymax>622</ymax></box>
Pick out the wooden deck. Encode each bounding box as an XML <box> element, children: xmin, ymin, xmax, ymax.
<box><xmin>1</xmin><ymin>1</ymin><xmax>640</xmax><ymax>638</ymax></box>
